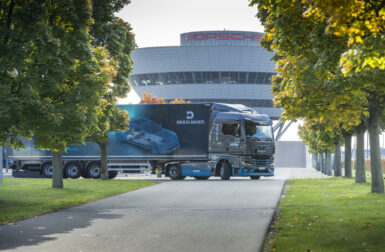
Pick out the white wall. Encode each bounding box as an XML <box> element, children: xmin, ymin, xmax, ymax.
<box><xmin>274</xmin><ymin>141</ymin><xmax>306</xmax><ymax>168</ymax></box>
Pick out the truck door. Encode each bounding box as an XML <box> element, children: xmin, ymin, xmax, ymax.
<box><xmin>218</xmin><ymin>121</ymin><xmax>243</xmax><ymax>154</ymax></box>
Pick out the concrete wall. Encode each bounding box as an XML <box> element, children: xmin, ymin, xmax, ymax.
<box><xmin>274</xmin><ymin>141</ymin><xmax>306</xmax><ymax>168</ymax></box>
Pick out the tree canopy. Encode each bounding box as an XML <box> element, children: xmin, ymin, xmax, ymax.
<box><xmin>251</xmin><ymin>0</ymin><xmax>385</xmax><ymax>192</ymax></box>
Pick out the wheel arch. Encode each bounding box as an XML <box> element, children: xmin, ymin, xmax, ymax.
<box><xmin>214</xmin><ymin>158</ymin><xmax>232</xmax><ymax>176</ymax></box>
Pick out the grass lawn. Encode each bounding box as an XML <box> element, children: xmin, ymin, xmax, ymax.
<box><xmin>264</xmin><ymin>177</ymin><xmax>385</xmax><ymax>252</ymax></box>
<box><xmin>0</xmin><ymin>178</ymin><xmax>157</xmax><ymax>225</ymax></box>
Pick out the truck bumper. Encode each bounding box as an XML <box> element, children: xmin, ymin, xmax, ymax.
<box><xmin>232</xmin><ymin>166</ymin><xmax>274</xmax><ymax>177</ymax></box>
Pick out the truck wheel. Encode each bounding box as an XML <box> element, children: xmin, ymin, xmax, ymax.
<box><xmin>42</xmin><ymin>162</ymin><xmax>53</xmax><ymax>178</ymax></box>
<box><xmin>219</xmin><ymin>162</ymin><xmax>231</xmax><ymax>180</ymax></box>
<box><xmin>87</xmin><ymin>162</ymin><xmax>101</xmax><ymax>179</ymax></box>
<box><xmin>194</xmin><ymin>176</ymin><xmax>210</xmax><ymax>180</ymax></box>
<box><xmin>64</xmin><ymin>162</ymin><xmax>82</xmax><ymax>179</ymax></box>
<box><xmin>168</xmin><ymin>164</ymin><xmax>183</xmax><ymax>180</ymax></box>
<box><xmin>250</xmin><ymin>176</ymin><xmax>261</xmax><ymax>180</ymax></box>
<box><xmin>108</xmin><ymin>171</ymin><xmax>119</xmax><ymax>179</ymax></box>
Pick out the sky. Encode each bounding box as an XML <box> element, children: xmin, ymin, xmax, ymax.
<box><xmin>116</xmin><ymin>0</ymin><xmax>301</xmax><ymax>141</ymax></box>
<box><xmin>117</xmin><ymin>0</ymin><xmax>264</xmax><ymax>48</ymax></box>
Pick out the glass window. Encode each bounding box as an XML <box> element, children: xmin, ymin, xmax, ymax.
<box><xmin>264</xmin><ymin>73</ymin><xmax>273</xmax><ymax>84</ymax></box>
<box><xmin>256</xmin><ymin>72</ymin><xmax>266</xmax><ymax>84</ymax></box>
<box><xmin>245</xmin><ymin>120</ymin><xmax>273</xmax><ymax>141</ymax></box>
<box><xmin>175</xmin><ymin>72</ymin><xmax>184</xmax><ymax>84</ymax></box>
<box><xmin>221</xmin><ymin>72</ymin><xmax>230</xmax><ymax>83</ymax></box>
<box><xmin>129</xmin><ymin>72</ymin><xmax>275</xmax><ymax>86</ymax></box>
<box><xmin>221</xmin><ymin>123</ymin><xmax>241</xmax><ymax>137</ymax></box>
<box><xmin>230</xmin><ymin>72</ymin><xmax>238</xmax><ymax>83</ymax></box>
<box><xmin>211</xmin><ymin>72</ymin><xmax>219</xmax><ymax>83</ymax></box>
<box><xmin>184</xmin><ymin>72</ymin><xmax>193</xmax><ymax>83</ymax></box>
<box><xmin>239</xmin><ymin>72</ymin><xmax>246</xmax><ymax>84</ymax></box>
<box><xmin>247</xmin><ymin>72</ymin><xmax>257</xmax><ymax>84</ymax></box>
<box><xmin>202</xmin><ymin>72</ymin><xmax>212</xmax><ymax>83</ymax></box>
<box><xmin>194</xmin><ymin>72</ymin><xmax>203</xmax><ymax>83</ymax></box>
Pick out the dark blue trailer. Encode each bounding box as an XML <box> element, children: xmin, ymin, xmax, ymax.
<box><xmin>7</xmin><ymin>103</ymin><xmax>275</xmax><ymax>180</ymax></box>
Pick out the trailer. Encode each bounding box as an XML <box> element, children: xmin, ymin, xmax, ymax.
<box><xmin>7</xmin><ymin>103</ymin><xmax>275</xmax><ymax>180</ymax></box>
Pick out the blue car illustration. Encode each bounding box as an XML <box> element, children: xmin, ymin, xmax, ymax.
<box><xmin>119</xmin><ymin>117</ymin><xmax>180</xmax><ymax>154</ymax></box>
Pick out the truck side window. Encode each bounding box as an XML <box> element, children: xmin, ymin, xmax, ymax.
<box><xmin>221</xmin><ymin>124</ymin><xmax>241</xmax><ymax>137</ymax></box>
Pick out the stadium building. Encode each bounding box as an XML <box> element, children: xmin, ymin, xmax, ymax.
<box><xmin>129</xmin><ymin>30</ymin><xmax>282</xmax><ymax>119</ymax></box>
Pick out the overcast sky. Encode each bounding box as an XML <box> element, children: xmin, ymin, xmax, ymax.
<box><xmin>117</xmin><ymin>0</ymin><xmax>264</xmax><ymax>48</ymax></box>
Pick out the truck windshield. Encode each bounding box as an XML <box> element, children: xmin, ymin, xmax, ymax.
<box><xmin>245</xmin><ymin>120</ymin><xmax>273</xmax><ymax>141</ymax></box>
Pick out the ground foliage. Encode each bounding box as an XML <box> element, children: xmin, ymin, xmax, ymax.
<box><xmin>264</xmin><ymin>178</ymin><xmax>385</xmax><ymax>251</ymax></box>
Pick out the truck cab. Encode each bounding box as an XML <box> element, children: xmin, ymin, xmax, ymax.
<box><xmin>207</xmin><ymin>104</ymin><xmax>274</xmax><ymax>180</ymax></box>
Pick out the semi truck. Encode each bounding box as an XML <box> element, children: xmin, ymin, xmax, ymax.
<box><xmin>6</xmin><ymin>103</ymin><xmax>275</xmax><ymax>180</ymax></box>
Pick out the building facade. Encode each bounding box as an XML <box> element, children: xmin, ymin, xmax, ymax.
<box><xmin>129</xmin><ymin>30</ymin><xmax>282</xmax><ymax>119</ymax></box>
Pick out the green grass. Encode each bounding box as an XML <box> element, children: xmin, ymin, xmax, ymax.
<box><xmin>264</xmin><ymin>178</ymin><xmax>385</xmax><ymax>252</ymax></box>
<box><xmin>0</xmin><ymin>178</ymin><xmax>157</xmax><ymax>225</ymax></box>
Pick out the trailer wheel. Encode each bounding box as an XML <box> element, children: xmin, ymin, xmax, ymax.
<box><xmin>87</xmin><ymin>162</ymin><xmax>101</xmax><ymax>179</ymax></box>
<box><xmin>250</xmin><ymin>176</ymin><xmax>260</xmax><ymax>180</ymax></box>
<box><xmin>194</xmin><ymin>176</ymin><xmax>210</xmax><ymax>180</ymax></box>
<box><xmin>219</xmin><ymin>162</ymin><xmax>231</xmax><ymax>180</ymax></box>
<box><xmin>42</xmin><ymin>162</ymin><xmax>53</xmax><ymax>178</ymax></box>
<box><xmin>64</xmin><ymin>162</ymin><xmax>82</xmax><ymax>179</ymax></box>
<box><xmin>168</xmin><ymin>164</ymin><xmax>184</xmax><ymax>180</ymax></box>
<box><xmin>108</xmin><ymin>171</ymin><xmax>118</xmax><ymax>179</ymax></box>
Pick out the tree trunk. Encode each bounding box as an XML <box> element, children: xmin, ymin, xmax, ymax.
<box><xmin>321</xmin><ymin>152</ymin><xmax>326</xmax><ymax>174</ymax></box>
<box><xmin>99</xmin><ymin>141</ymin><xmax>108</xmax><ymax>180</ymax></box>
<box><xmin>52</xmin><ymin>151</ymin><xmax>63</xmax><ymax>189</ymax></box>
<box><xmin>334</xmin><ymin>143</ymin><xmax>342</xmax><ymax>176</ymax></box>
<box><xmin>368</xmin><ymin>103</ymin><xmax>384</xmax><ymax>193</ymax></box>
<box><xmin>344</xmin><ymin>134</ymin><xmax>352</xmax><ymax>178</ymax></box>
<box><xmin>326</xmin><ymin>150</ymin><xmax>332</xmax><ymax>176</ymax></box>
<box><xmin>315</xmin><ymin>153</ymin><xmax>320</xmax><ymax>171</ymax></box>
<box><xmin>314</xmin><ymin>154</ymin><xmax>319</xmax><ymax>170</ymax></box>
<box><xmin>355</xmin><ymin>127</ymin><xmax>366</xmax><ymax>183</ymax></box>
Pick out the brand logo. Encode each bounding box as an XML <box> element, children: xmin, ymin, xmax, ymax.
<box><xmin>176</xmin><ymin>111</ymin><xmax>205</xmax><ymax>125</ymax></box>
<box><xmin>186</xmin><ymin>111</ymin><xmax>194</xmax><ymax>119</ymax></box>
<box><xmin>184</xmin><ymin>32</ymin><xmax>262</xmax><ymax>42</ymax></box>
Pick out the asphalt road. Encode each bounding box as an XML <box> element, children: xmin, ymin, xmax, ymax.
<box><xmin>0</xmin><ymin>168</ymin><xmax>293</xmax><ymax>252</ymax></box>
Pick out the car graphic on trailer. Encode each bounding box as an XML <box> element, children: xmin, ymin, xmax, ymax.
<box><xmin>119</xmin><ymin>117</ymin><xmax>180</xmax><ymax>154</ymax></box>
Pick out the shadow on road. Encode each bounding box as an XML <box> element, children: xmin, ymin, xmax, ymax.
<box><xmin>0</xmin><ymin>206</ymin><xmax>122</xmax><ymax>250</ymax></box>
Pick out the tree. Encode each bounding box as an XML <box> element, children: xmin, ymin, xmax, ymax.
<box><xmin>140</xmin><ymin>92</ymin><xmax>166</xmax><ymax>104</ymax></box>
<box><xmin>170</xmin><ymin>98</ymin><xmax>190</xmax><ymax>104</ymax></box>
<box><xmin>298</xmin><ymin>120</ymin><xmax>342</xmax><ymax>175</ymax></box>
<box><xmin>302</xmin><ymin>0</ymin><xmax>385</xmax><ymax>192</ymax></box>
<box><xmin>87</xmin><ymin>0</ymin><xmax>135</xmax><ymax>180</ymax></box>
<box><xmin>251</xmin><ymin>0</ymin><xmax>372</xmax><ymax>186</ymax></box>
<box><xmin>0</xmin><ymin>1</ymin><xmax>113</xmax><ymax>188</ymax></box>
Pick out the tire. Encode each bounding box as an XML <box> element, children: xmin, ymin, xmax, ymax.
<box><xmin>168</xmin><ymin>164</ymin><xmax>184</xmax><ymax>180</ymax></box>
<box><xmin>87</xmin><ymin>162</ymin><xmax>101</xmax><ymax>179</ymax></box>
<box><xmin>250</xmin><ymin>176</ymin><xmax>261</xmax><ymax>180</ymax></box>
<box><xmin>219</xmin><ymin>162</ymin><xmax>231</xmax><ymax>180</ymax></box>
<box><xmin>64</xmin><ymin>162</ymin><xmax>82</xmax><ymax>179</ymax></box>
<box><xmin>194</xmin><ymin>176</ymin><xmax>210</xmax><ymax>180</ymax></box>
<box><xmin>41</xmin><ymin>162</ymin><xmax>53</xmax><ymax>178</ymax></box>
<box><xmin>108</xmin><ymin>171</ymin><xmax>119</xmax><ymax>179</ymax></box>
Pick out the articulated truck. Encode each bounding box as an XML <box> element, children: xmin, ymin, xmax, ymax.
<box><xmin>6</xmin><ymin>103</ymin><xmax>275</xmax><ymax>180</ymax></box>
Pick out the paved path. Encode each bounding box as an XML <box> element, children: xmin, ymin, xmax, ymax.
<box><xmin>0</xmin><ymin>168</ymin><xmax>325</xmax><ymax>252</ymax></box>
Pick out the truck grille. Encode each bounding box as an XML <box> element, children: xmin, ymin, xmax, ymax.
<box><xmin>252</xmin><ymin>159</ymin><xmax>270</xmax><ymax>167</ymax></box>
